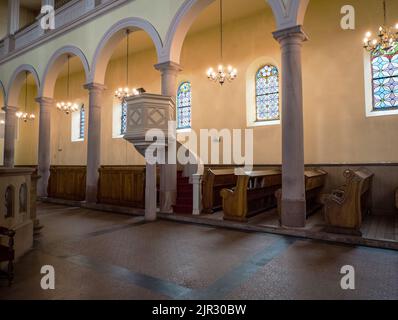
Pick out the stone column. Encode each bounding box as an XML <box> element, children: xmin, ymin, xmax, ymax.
<box><xmin>84</xmin><ymin>83</ymin><xmax>106</xmax><ymax>203</ymax></box>
<box><xmin>8</xmin><ymin>0</ymin><xmax>20</xmax><ymax>35</ymax></box>
<box><xmin>192</xmin><ymin>174</ymin><xmax>202</xmax><ymax>215</ymax></box>
<box><xmin>145</xmin><ymin>163</ymin><xmax>157</xmax><ymax>221</ymax></box>
<box><xmin>273</xmin><ymin>25</ymin><xmax>308</xmax><ymax>228</ymax></box>
<box><xmin>3</xmin><ymin>105</ymin><xmax>18</xmax><ymax>168</ymax></box>
<box><xmin>154</xmin><ymin>61</ymin><xmax>182</xmax><ymax>213</ymax></box>
<box><xmin>36</xmin><ymin>97</ymin><xmax>54</xmax><ymax>197</ymax></box>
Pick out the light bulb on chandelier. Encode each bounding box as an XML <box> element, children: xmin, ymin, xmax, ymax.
<box><xmin>57</xmin><ymin>55</ymin><xmax>80</xmax><ymax>115</ymax></box>
<box><xmin>115</xmin><ymin>30</ymin><xmax>142</xmax><ymax>101</ymax></box>
<box><xmin>56</xmin><ymin>101</ymin><xmax>79</xmax><ymax>114</ymax></box>
<box><xmin>17</xmin><ymin>71</ymin><xmax>35</xmax><ymax>123</ymax></box>
<box><xmin>363</xmin><ymin>0</ymin><xmax>398</xmax><ymax>53</ymax></box>
<box><xmin>206</xmin><ymin>0</ymin><xmax>237</xmax><ymax>85</ymax></box>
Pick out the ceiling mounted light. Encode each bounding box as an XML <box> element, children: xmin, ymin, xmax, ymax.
<box><xmin>16</xmin><ymin>71</ymin><xmax>35</xmax><ymax>123</ymax></box>
<box><xmin>115</xmin><ymin>29</ymin><xmax>141</xmax><ymax>101</ymax></box>
<box><xmin>206</xmin><ymin>0</ymin><xmax>237</xmax><ymax>85</ymax></box>
<box><xmin>363</xmin><ymin>0</ymin><xmax>398</xmax><ymax>54</ymax></box>
<box><xmin>56</xmin><ymin>55</ymin><xmax>79</xmax><ymax>115</ymax></box>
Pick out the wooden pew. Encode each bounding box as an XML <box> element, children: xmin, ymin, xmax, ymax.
<box><xmin>47</xmin><ymin>166</ymin><xmax>86</xmax><ymax>201</ymax></box>
<box><xmin>275</xmin><ymin>169</ymin><xmax>328</xmax><ymax>220</ymax></box>
<box><xmin>221</xmin><ymin>170</ymin><xmax>282</xmax><ymax>222</ymax></box>
<box><xmin>202</xmin><ymin>168</ymin><xmax>237</xmax><ymax>213</ymax></box>
<box><xmin>323</xmin><ymin>168</ymin><xmax>374</xmax><ymax>236</ymax></box>
<box><xmin>97</xmin><ymin>166</ymin><xmax>146</xmax><ymax>208</ymax></box>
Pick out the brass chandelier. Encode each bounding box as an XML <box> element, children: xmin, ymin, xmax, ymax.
<box><xmin>57</xmin><ymin>55</ymin><xmax>79</xmax><ymax>114</ymax></box>
<box><xmin>206</xmin><ymin>0</ymin><xmax>237</xmax><ymax>85</ymax></box>
<box><xmin>16</xmin><ymin>71</ymin><xmax>35</xmax><ymax>122</ymax></box>
<box><xmin>115</xmin><ymin>29</ymin><xmax>140</xmax><ymax>101</ymax></box>
<box><xmin>363</xmin><ymin>0</ymin><xmax>398</xmax><ymax>53</ymax></box>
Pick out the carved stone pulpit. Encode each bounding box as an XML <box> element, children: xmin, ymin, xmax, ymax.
<box><xmin>123</xmin><ymin>93</ymin><xmax>176</xmax><ymax>221</ymax></box>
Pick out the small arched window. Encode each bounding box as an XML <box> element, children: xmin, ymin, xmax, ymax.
<box><xmin>176</xmin><ymin>82</ymin><xmax>192</xmax><ymax>130</ymax></box>
<box><xmin>5</xmin><ymin>186</ymin><xmax>14</xmax><ymax>218</ymax></box>
<box><xmin>255</xmin><ymin>65</ymin><xmax>280</xmax><ymax>122</ymax></box>
<box><xmin>19</xmin><ymin>183</ymin><xmax>28</xmax><ymax>213</ymax></box>
<box><xmin>371</xmin><ymin>44</ymin><xmax>398</xmax><ymax>111</ymax></box>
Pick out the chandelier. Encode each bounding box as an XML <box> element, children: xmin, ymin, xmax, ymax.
<box><xmin>115</xmin><ymin>29</ymin><xmax>140</xmax><ymax>101</ymax></box>
<box><xmin>363</xmin><ymin>0</ymin><xmax>398</xmax><ymax>53</ymax></box>
<box><xmin>206</xmin><ymin>0</ymin><xmax>237</xmax><ymax>85</ymax></box>
<box><xmin>57</xmin><ymin>55</ymin><xmax>79</xmax><ymax>115</ymax></box>
<box><xmin>16</xmin><ymin>71</ymin><xmax>35</xmax><ymax>122</ymax></box>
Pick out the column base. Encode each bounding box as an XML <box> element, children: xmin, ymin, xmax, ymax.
<box><xmin>160</xmin><ymin>191</ymin><xmax>177</xmax><ymax>213</ymax></box>
<box><xmin>85</xmin><ymin>185</ymin><xmax>98</xmax><ymax>204</ymax></box>
<box><xmin>281</xmin><ymin>198</ymin><xmax>306</xmax><ymax>228</ymax></box>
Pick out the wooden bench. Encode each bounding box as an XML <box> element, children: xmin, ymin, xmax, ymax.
<box><xmin>202</xmin><ymin>168</ymin><xmax>237</xmax><ymax>213</ymax></box>
<box><xmin>0</xmin><ymin>227</ymin><xmax>15</xmax><ymax>286</ymax></box>
<box><xmin>323</xmin><ymin>168</ymin><xmax>374</xmax><ymax>236</ymax></box>
<box><xmin>275</xmin><ymin>169</ymin><xmax>328</xmax><ymax>221</ymax></box>
<box><xmin>221</xmin><ymin>169</ymin><xmax>282</xmax><ymax>222</ymax></box>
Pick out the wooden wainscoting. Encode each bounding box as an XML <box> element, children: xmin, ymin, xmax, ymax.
<box><xmin>47</xmin><ymin>166</ymin><xmax>86</xmax><ymax>201</ymax></box>
<box><xmin>98</xmin><ymin>166</ymin><xmax>146</xmax><ymax>208</ymax></box>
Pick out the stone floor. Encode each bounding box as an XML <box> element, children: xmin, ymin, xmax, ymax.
<box><xmin>0</xmin><ymin>202</ymin><xmax>397</xmax><ymax>300</ymax></box>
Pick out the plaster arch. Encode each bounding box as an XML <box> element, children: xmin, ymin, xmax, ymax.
<box><xmin>40</xmin><ymin>45</ymin><xmax>90</xmax><ymax>99</ymax></box>
<box><xmin>90</xmin><ymin>17</ymin><xmax>163</xmax><ymax>84</ymax></box>
<box><xmin>162</xmin><ymin>0</ymin><xmax>310</xmax><ymax>65</ymax></box>
<box><xmin>0</xmin><ymin>80</ymin><xmax>5</xmax><ymax>105</ymax></box>
<box><xmin>7</xmin><ymin>64</ymin><xmax>41</xmax><ymax>107</ymax></box>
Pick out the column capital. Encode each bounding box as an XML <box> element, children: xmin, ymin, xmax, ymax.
<box><xmin>2</xmin><ymin>105</ymin><xmax>18</xmax><ymax>113</ymax></box>
<box><xmin>35</xmin><ymin>97</ymin><xmax>55</xmax><ymax>106</ymax></box>
<box><xmin>84</xmin><ymin>82</ymin><xmax>107</xmax><ymax>92</ymax></box>
<box><xmin>154</xmin><ymin>61</ymin><xmax>183</xmax><ymax>74</ymax></box>
<box><xmin>273</xmin><ymin>25</ymin><xmax>308</xmax><ymax>43</ymax></box>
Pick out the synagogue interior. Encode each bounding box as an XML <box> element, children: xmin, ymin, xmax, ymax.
<box><xmin>0</xmin><ymin>0</ymin><xmax>397</xmax><ymax>300</ymax></box>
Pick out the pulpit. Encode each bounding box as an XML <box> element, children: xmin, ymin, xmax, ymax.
<box><xmin>123</xmin><ymin>93</ymin><xmax>176</xmax><ymax>220</ymax></box>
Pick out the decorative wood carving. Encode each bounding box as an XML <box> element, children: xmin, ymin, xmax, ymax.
<box><xmin>323</xmin><ymin>168</ymin><xmax>374</xmax><ymax>235</ymax></box>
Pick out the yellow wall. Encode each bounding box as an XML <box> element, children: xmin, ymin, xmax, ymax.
<box><xmin>10</xmin><ymin>0</ymin><xmax>398</xmax><ymax>166</ymax></box>
<box><xmin>14</xmin><ymin>84</ymin><xmax>39</xmax><ymax>165</ymax></box>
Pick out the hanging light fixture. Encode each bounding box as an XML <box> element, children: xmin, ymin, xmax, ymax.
<box><xmin>363</xmin><ymin>0</ymin><xmax>398</xmax><ymax>53</ymax></box>
<box><xmin>56</xmin><ymin>55</ymin><xmax>79</xmax><ymax>115</ymax></box>
<box><xmin>206</xmin><ymin>0</ymin><xmax>237</xmax><ymax>85</ymax></box>
<box><xmin>16</xmin><ymin>71</ymin><xmax>36</xmax><ymax>123</ymax></box>
<box><xmin>115</xmin><ymin>29</ymin><xmax>140</xmax><ymax>101</ymax></box>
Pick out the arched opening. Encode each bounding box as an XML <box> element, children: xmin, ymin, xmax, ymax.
<box><xmin>174</xmin><ymin>0</ymin><xmax>280</xmax><ymax>163</ymax></box>
<box><xmin>91</xmin><ymin>20</ymin><xmax>162</xmax><ymax>166</ymax></box>
<box><xmin>7</xmin><ymin>66</ymin><xmax>41</xmax><ymax>166</ymax></box>
<box><xmin>50</xmin><ymin>54</ymin><xmax>89</xmax><ymax>165</ymax></box>
<box><xmin>39</xmin><ymin>48</ymin><xmax>90</xmax><ymax>200</ymax></box>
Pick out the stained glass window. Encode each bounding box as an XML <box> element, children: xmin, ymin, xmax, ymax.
<box><xmin>121</xmin><ymin>100</ymin><xmax>128</xmax><ymax>135</ymax></box>
<box><xmin>255</xmin><ymin>65</ymin><xmax>280</xmax><ymax>121</ymax></box>
<box><xmin>79</xmin><ymin>106</ymin><xmax>85</xmax><ymax>139</ymax></box>
<box><xmin>177</xmin><ymin>82</ymin><xmax>191</xmax><ymax>129</ymax></box>
<box><xmin>371</xmin><ymin>44</ymin><xmax>398</xmax><ymax>110</ymax></box>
